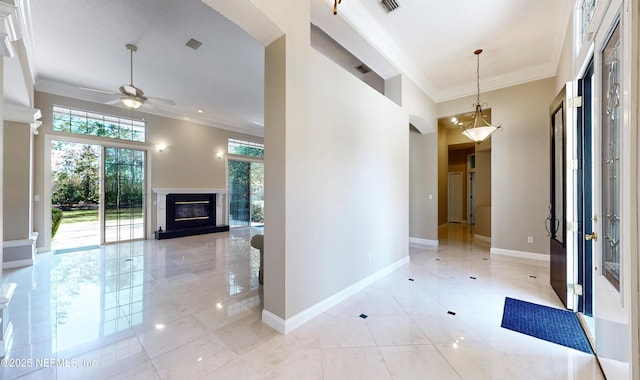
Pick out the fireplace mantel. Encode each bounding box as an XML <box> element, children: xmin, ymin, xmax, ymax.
<box><xmin>152</xmin><ymin>188</ymin><xmax>229</xmax><ymax>238</ymax></box>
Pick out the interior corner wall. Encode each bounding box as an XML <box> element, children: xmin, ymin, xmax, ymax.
<box><xmin>263</xmin><ymin>35</ymin><xmax>287</xmax><ymax>319</ymax></box>
<box><xmin>282</xmin><ymin>49</ymin><xmax>408</xmax><ymax>318</ymax></box>
<box><xmin>403</xmin><ymin>74</ymin><xmax>438</xmax><ymax>242</ymax></box>
<box><xmin>409</xmin><ymin>129</ymin><xmax>438</xmax><ymax>241</ymax></box>
<box><xmin>259</xmin><ymin>0</ymin><xmax>408</xmax><ymax>324</ymax></box>
<box><xmin>438</xmin><ymin>77</ymin><xmax>556</xmax><ymax>254</ymax></box>
<box><xmin>3</xmin><ymin>121</ymin><xmax>31</xmax><ymax>240</ymax></box>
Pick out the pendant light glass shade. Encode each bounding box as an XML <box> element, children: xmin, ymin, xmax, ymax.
<box><xmin>460</xmin><ymin>49</ymin><xmax>502</xmax><ymax>143</ymax></box>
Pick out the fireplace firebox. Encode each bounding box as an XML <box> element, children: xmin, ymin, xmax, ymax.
<box><xmin>155</xmin><ymin>193</ymin><xmax>229</xmax><ymax>239</ymax></box>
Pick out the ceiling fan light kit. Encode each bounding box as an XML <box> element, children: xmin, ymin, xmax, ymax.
<box><xmin>120</xmin><ymin>44</ymin><xmax>145</xmax><ymax>109</ymax></box>
<box><xmin>121</xmin><ymin>94</ymin><xmax>143</xmax><ymax>109</ymax></box>
<box><xmin>460</xmin><ymin>49</ymin><xmax>502</xmax><ymax>143</ymax></box>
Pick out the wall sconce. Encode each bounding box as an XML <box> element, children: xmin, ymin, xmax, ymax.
<box><xmin>216</xmin><ymin>152</ymin><xmax>225</xmax><ymax>159</ymax></box>
<box><xmin>157</xmin><ymin>144</ymin><xmax>167</xmax><ymax>152</ymax></box>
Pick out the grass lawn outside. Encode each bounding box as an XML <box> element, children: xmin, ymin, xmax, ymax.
<box><xmin>59</xmin><ymin>209</ymin><xmax>144</xmax><ymax>223</ymax></box>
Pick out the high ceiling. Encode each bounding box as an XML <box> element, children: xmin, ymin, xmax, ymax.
<box><xmin>19</xmin><ymin>0</ymin><xmax>573</xmax><ymax>135</ymax></box>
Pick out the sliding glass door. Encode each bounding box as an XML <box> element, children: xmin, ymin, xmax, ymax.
<box><xmin>103</xmin><ymin>147</ymin><xmax>145</xmax><ymax>242</ymax></box>
<box><xmin>228</xmin><ymin>159</ymin><xmax>264</xmax><ymax>228</ymax></box>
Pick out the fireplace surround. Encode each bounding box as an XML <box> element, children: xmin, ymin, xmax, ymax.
<box><xmin>153</xmin><ymin>188</ymin><xmax>229</xmax><ymax>239</ymax></box>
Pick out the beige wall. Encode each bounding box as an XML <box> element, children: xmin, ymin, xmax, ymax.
<box><xmin>32</xmin><ymin>91</ymin><xmax>262</xmax><ymax>251</ymax></box>
<box><xmin>409</xmin><ymin>128</ymin><xmax>438</xmax><ymax>241</ymax></box>
<box><xmin>555</xmin><ymin>10</ymin><xmax>574</xmax><ymax>93</ymax></box>
<box><xmin>405</xmin><ymin>74</ymin><xmax>439</xmax><ymax>242</ymax></box>
<box><xmin>475</xmin><ymin>149</ymin><xmax>491</xmax><ymax>238</ymax></box>
<box><xmin>437</xmin><ymin>123</ymin><xmax>448</xmax><ymax>226</ymax></box>
<box><xmin>263</xmin><ymin>35</ymin><xmax>287</xmax><ymax>318</ymax></box>
<box><xmin>3</xmin><ymin>121</ymin><xmax>31</xmax><ymax>241</ymax></box>
<box><xmin>438</xmin><ymin>77</ymin><xmax>556</xmax><ymax>254</ymax></box>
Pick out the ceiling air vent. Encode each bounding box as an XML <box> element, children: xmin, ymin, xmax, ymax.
<box><xmin>186</xmin><ymin>38</ymin><xmax>203</xmax><ymax>50</ymax></box>
<box><xmin>355</xmin><ymin>64</ymin><xmax>371</xmax><ymax>74</ymax></box>
<box><xmin>381</xmin><ymin>0</ymin><xmax>399</xmax><ymax>12</ymax></box>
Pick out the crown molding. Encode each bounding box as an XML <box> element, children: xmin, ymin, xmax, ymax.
<box><xmin>0</xmin><ymin>1</ymin><xmax>21</xmax><ymax>57</ymax></box>
<box><xmin>435</xmin><ymin>62</ymin><xmax>557</xmax><ymax>103</ymax></box>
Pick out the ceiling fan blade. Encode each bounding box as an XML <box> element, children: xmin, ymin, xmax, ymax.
<box><xmin>80</xmin><ymin>86</ymin><xmax>119</xmax><ymax>95</ymax></box>
<box><xmin>105</xmin><ymin>99</ymin><xmax>122</xmax><ymax>105</ymax></box>
<box><xmin>146</xmin><ymin>96</ymin><xmax>175</xmax><ymax>106</ymax></box>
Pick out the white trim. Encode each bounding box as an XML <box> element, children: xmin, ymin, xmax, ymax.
<box><xmin>474</xmin><ymin>234</ymin><xmax>491</xmax><ymax>243</ymax></box>
<box><xmin>490</xmin><ymin>247</ymin><xmax>550</xmax><ymax>262</ymax></box>
<box><xmin>409</xmin><ymin>237</ymin><xmax>438</xmax><ymax>246</ymax></box>
<box><xmin>3</xmin><ymin>259</ymin><xmax>33</xmax><ymax>269</ymax></box>
<box><xmin>262</xmin><ymin>255</ymin><xmax>410</xmax><ymax>334</ymax></box>
<box><xmin>3</xmin><ymin>232</ymin><xmax>37</xmax><ymax>268</ymax></box>
<box><xmin>3</xmin><ymin>104</ymin><xmax>41</xmax><ymax>124</ymax></box>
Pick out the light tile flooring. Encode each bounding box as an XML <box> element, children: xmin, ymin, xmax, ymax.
<box><xmin>1</xmin><ymin>225</ymin><xmax>604</xmax><ymax>379</ymax></box>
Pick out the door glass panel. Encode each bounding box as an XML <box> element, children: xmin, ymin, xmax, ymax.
<box><xmin>229</xmin><ymin>160</ymin><xmax>250</xmax><ymax>227</ymax></box>
<box><xmin>601</xmin><ymin>23</ymin><xmax>621</xmax><ymax>291</ymax></box>
<box><xmin>250</xmin><ymin>162</ymin><xmax>264</xmax><ymax>226</ymax></box>
<box><xmin>104</xmin><ymin>147</ymin><xmax>145</xmax><ymax>242</ymax></box>
<box><xmin>552</xmin><ymin>106</ymin><xmax>565</xmax><ymax>243</ymax></box>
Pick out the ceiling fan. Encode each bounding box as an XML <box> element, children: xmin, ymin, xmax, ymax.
<box><xmin>82</xmin><ymin>43</ymin><xmax>175</xmax><ymax>109</ymax></box>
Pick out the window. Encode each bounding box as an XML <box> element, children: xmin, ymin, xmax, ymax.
<box><xmin>228</xmin><ymin>138</ymin><xmax>264</xmax><ymax>158</ymax></box>
<box><xmin>52</xmin><ymin>106</ymin><xmax>146</xmax><ymax>142</ymax></box>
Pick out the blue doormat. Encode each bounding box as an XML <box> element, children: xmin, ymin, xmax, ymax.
<box><xmin>501</xmin><ymin>297</ymin><xmax>593</xmax><ymax>354</ymax></box>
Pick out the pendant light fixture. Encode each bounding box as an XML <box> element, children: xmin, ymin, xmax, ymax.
<box><xmin>333</xmin><ymin>0</ymin><xmax>342</xmax><ymax>15</ymax></box>
<box><xmin>461</xmin><ymin>49</ymin><xmax>502</xmax><ymax>143</ymax></box>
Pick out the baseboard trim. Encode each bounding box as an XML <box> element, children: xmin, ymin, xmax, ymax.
<box><xmin>474</xmin><ymin>234</ymin><xmax>491</xmax><ymax>243</ymax></box>
<box><xmin>262</xmin><ymin>255</ymin><xmax>410</xmax><ymax>334</ymax></box>
<box><xmin>409</xmin><ymin>237</ymin><xmax>439</xmax><ymax>246</ymax></box>
<box><xmin>490</xmin><ymin>248</ymin><xmax>549</xmax><ymax>262</ymax></box>
<box><xmin>3</xmin><ymin>259</ymin><xmax>34</xmax><ymax>269</ymax></box>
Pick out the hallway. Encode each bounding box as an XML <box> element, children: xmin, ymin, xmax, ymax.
<box><xmin>1</xmin><ymin>225</ymin><xmax>604</xmax><ymax>379</ymax></box>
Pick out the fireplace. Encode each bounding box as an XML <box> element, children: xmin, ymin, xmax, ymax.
<box><xmin>153</xmin><ymin>189</ymin><xmax>229</xmax><ymax>239</ymax></box>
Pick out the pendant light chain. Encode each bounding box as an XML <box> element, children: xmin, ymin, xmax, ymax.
<box><xmin>474</xmin><ymin>49</ymin><xmax>483</xmax><ymax>106</ymax></box>
<box><xmin>333</xmin><ymin>0</ymin><xmax>342</xmax><ymax>15</ymax></box>
<box><xmin>476</xmin><ymin>52</ymin><xmax>480</xmax><ymax>105</ymax></box>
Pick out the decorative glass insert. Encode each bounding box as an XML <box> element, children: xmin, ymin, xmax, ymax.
<box><xmin>581</xmin><ymin>0</ymin><xmax>597</xmax><ymax>44</ymax></box>
<box><xmin>553</xmin><ymin>107</ymin><xmax>565</xmax><ymax>244</ymax></box>
<box><xmin>52</xmin><ymin>106</ymin><xmax>146</xmax><ymax>142</ymax></box>
<box><xmin>228</xmin><ymin>138</ymin><xmax>264</xmax><ymax>158</ymax></box>
<box><xmin>601</xmin><ymin>23</ymin><xmax>621</xmax><ymax>291</ymax></box>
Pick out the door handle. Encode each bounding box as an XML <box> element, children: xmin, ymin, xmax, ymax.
<box><xmin>544</xmin><ymin>216</ymin><xmax>551</xmax><ymax>237</ymax></box>
<box><xmin>585</xmin><ymin>232</ymin><xmax>598</xmax><ymax>241</ymax></box>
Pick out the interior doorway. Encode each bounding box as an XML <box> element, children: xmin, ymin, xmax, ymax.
<box><xmin>447</xmin><ymin>172</ymin><xmax>463</xmax><ymax>223</ymax></box>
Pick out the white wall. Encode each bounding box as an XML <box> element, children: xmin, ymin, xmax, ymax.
<box><xmin>260</xmin><ymin>0</ymin><xmax>408</xmax><ymax>324</ymax></box>
<box><xmin>438</xmin><ymin>77</ymin><xmax>556</xmax><ymax>255</ymax></box>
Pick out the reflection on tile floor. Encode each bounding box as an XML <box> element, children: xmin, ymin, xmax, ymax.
<box><xmin>1</xmin><ymin>225</ymin><xmax>604</xmax><ymax>379</ymax></box>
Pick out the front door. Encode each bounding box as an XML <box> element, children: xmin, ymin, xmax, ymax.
<box><xmin>549</xmin><ymin>87</ymin><xmax>567</xmax><ymax>307</ymax></box>
<box><xmin>577</xmin><ymin>59</ymin><xmax>594</xmax><ymax>317</ymax></box>
<box><xmin>592</xmin><ymin>12</ymin><xmax>630</xmax><ymax>378</ymax></box>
